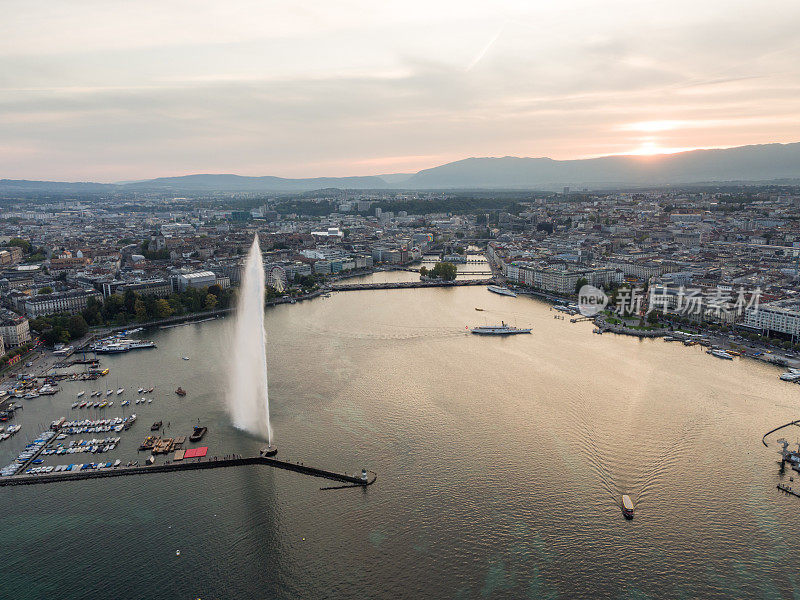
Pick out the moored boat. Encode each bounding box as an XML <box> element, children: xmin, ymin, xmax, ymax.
<box><xmin>487</xmin><ymin>285</ymin><xmax>517</xmax><ymax>298</ymax></box>
<box><xmin>189</xmin><ymin>425</ymin><xmax>207</xmax><ymax>442</ymax></box>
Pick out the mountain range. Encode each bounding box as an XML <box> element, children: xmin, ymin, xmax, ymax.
<box><xmin>2</xmin><ymin>142</ymin><xmax>799</xmax><ymax>194</ymax></box>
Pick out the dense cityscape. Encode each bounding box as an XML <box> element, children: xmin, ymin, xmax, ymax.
<box><xmin>2</xmin><ymin>185</ymin><xmax>800</xmax><ymax>359</ymax></box>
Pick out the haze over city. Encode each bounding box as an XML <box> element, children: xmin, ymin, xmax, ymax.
<box><xmin>3</xmin><ymin>0</ymin><xmax>800</xmax><ymax>181</ymax></box>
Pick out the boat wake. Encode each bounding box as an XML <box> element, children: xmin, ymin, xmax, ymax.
<box><xmin>567</xmin><ymin>396</ymin><xmax>709</xmax><ymax>510</ymax></box>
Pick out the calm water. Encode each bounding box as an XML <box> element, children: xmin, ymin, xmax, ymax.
<box><xmin>3</xmin><ymin>274</ymin><xmax>800</xmax><ymax>599</ymax></box>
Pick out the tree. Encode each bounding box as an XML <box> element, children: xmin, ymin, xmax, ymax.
<box><xmin>8</xmin><ymin>238</ymin><xmax>31</xmax><ymax>253</ymax></box>
<box><xmin>574</xmin><ymin>277</ymin><xmax>589</xmax><ymax>294</ymax></box>
<box><xmin>67</xmin><ymin>314</ymin><xmax>88</xmax><ymax>339</ymax></box>
<box><xmin>154</xmin><ymin>299</ymin><xmax>173</xmax><ymax>318</ymax></box>
<box><xmin>38</xmin><ymin>287</ymin><xmax>53</xmax><ymax>295</ymax></box>
<box><xmin>134</xmin><ymin>298</ymin><xmax>147</xmax><ymax>321</ymax></box>
<box><xmin>204</xmin><ymin>293</ymin><xmax>218</xmax><ymax>310</ymax></box>
<box><xmin>429</xmin><ymin>262</ymin><xmax>457</xmax><ymax>281</ymax></box>
<box><xmin>123</xmin><ymin>289</ymin><xmax>137</xmax><ymax>313</ymax></box>
<box><xmin>419</xmin><ymin>266</ymin><xmax>429</xmax><ymax>277</ymax></box>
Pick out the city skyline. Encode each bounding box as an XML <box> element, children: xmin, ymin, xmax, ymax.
<box><xmin>3</xmin><ymin>0</ymin><xmax>800</xmax><ymax>181</ymax></box>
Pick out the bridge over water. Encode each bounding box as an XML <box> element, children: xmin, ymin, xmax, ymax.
<box><xmin>329</xmin><ymin>278</ymin><xmax>495</xmax><ymax>292</ymax></box>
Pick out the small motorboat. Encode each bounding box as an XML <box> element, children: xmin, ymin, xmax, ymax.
<box><xmin>146</xmin><ymin>455</ymin><xmax>155</xmax><ymax>466</ymax></box>
<box><xmin>175</xmin><ymin>387</ymin><xmax>187</xmax><ymax>397</ymax></box>
<box><xmin>622</xmin><ymin>495</ymin><xmax>634</xmax><ymax>519</ymax></box>
<box><xmin>146</xmin><ymin>387</ymin><xmax>154</xmax><ymax>393</ymax></box>
<box><xmin>151</xmin><ymin>420</ymin><xmax>162</xmax><ymax>431</ymax></box>
<box><xmin>121</xmin><ymin>400</ymin><xmax>130</xmax><ymax>406</ymax></box>
<box><xmin>182</xmin><ymin>356</ymin><xmax>190</xmax><ymax>361</ymax></box>
<box><xmin>116</xmin><ymin>388</ymin><xmax>124</xmax><ymax>395</ymax></box>
<box><xmin>147</xmin><ymin>398</ymin><xmax>152</xmax><ymax>404</ymax></box>
<box><xmin>137</xmin><ymin>387</ymin><xmax>144</xmax><ymax>393</ymax></box>
<box><xmin>189</xmin><ymin>425</ymin><xmax>207</xmax><ymax>442</ymax></box>
<box><xmin>475</xmin><ymin>308</ymin><xmax>484</xmax><ymax>311</ymax></box>
<box><xmin>77</xmin><ymin>391</ymin><xmax>85</xmax><ymax>398</ymax></box>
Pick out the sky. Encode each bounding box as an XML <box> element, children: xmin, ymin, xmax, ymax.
<box><xmin>2</xmin><ymin>0</ymin><xmax>799</xmax><ymax>182</ymax></box>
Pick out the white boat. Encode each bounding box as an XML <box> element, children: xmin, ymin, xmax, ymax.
<box><xmin>121</xmin><ymin>400</ymin><xmax>130</xmax><ymax>406</ymax></box>
<box><xmin>711</xmin><ymin>349</ymin><xmax>734</xmax><ymax>360</ymax></box>
<box><xmin>622</xmin><ymin>495</ymin><xmax>634</xmax><ymax>519</ymax></box>
<box><xmin>471</xmin><ymin>321</ymin><xmax>531</xmax><ymax>335</ymax></box>
<box><xmin>137</xmin><ymin>387</ymin><xmax>144</xmax><ymax>393</ymax></box>
<box><xmin>106</xmin><ymin>390</ymin><xmax>113</xmax><ymax>396</ymax></box>
<box><xmin>116</xmin><ymin>388</ymin><xmax>124</xmax><ymax>395</ymax></box>
<box><xmin>182</xmin><ymin>356</ymin><xmax>190</xmax><ymax>361</ymax></box>
<box><xmin>147</xmin><ymin>398</ymin><xmax>152</xmax><ymax>404</ymax></box>
<box><xmin>487</xmin><ymin>285</ymin><xmax>517</xmax><ymax>298</ymax></box>
<box><xmin>77</xmin><ymin>391</ymin><xmax>85</xmax><ymax>398</ymax></box>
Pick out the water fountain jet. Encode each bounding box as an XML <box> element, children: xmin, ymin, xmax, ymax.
<box><xmin>227</xmin><ymin>235</ymin><xmax>275</xmax><ymax>454</ymax></box>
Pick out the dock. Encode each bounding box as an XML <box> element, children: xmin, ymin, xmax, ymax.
<box><xmin>0</xmin><ymin>455</ymin><xmax>377</xmax><ymax>488</ymax></box>
<box><xmin>777</xmin><ymin>483</ymin><xmax>800</xmax><ymax>498</ymax></box>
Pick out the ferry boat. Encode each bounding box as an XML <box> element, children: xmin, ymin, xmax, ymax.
<box><xmin>487</xmin><ymin>285</ymin><xmax>517</xmax><ymax>298</ymax></box>
<box><xmin>471</xmin><ymin>322</ymin><xmax>531</xmax><ymax>335</ymax></box>
<box><xmin>90</xmin><ymin>339</ymin><xmax>156</xmax><ymax>354</ymax></box>
<box><xmin>710</xmin><ymin>349</ymin><xmax>734</xmax><ymax>360</ymax></box>
<box><xmin>622</xmin><ymin>495</ymin><xmax>634</xmax><ymax>519</ymax></box>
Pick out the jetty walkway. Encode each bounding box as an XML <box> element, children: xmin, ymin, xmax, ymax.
<box><xmin>0</xmin><ymin>455</ymin><xmax>377</xmax><ymax>488</ymax></box>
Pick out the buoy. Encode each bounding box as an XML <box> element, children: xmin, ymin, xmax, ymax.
<box><xmin>176</xmin><ymin>550</ymin><xmax>181</xmax><ymax>556</ymax></box>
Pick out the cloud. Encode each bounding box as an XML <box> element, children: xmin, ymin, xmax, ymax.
<box><xmin>1</xmin><ymin>0</ymin><xmax>799</xmax><ymax>180</ymax></box>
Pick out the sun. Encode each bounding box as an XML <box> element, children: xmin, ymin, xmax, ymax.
<box><xmin>630</xmin><ymin>141</ymin><xmax>662</xmax><ymax>156</ymax></box>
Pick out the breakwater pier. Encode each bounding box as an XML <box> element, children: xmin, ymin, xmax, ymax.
<box><xmin>0</xmin><ymin>454</ymin><xmax>377</xmax><ymax>488</ymax></box>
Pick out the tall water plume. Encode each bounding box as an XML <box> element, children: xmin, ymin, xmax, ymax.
<box><xmin>227</xmin><ymin>235</ymin><xmax>272</xmax><ymax>444</ymax></box>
